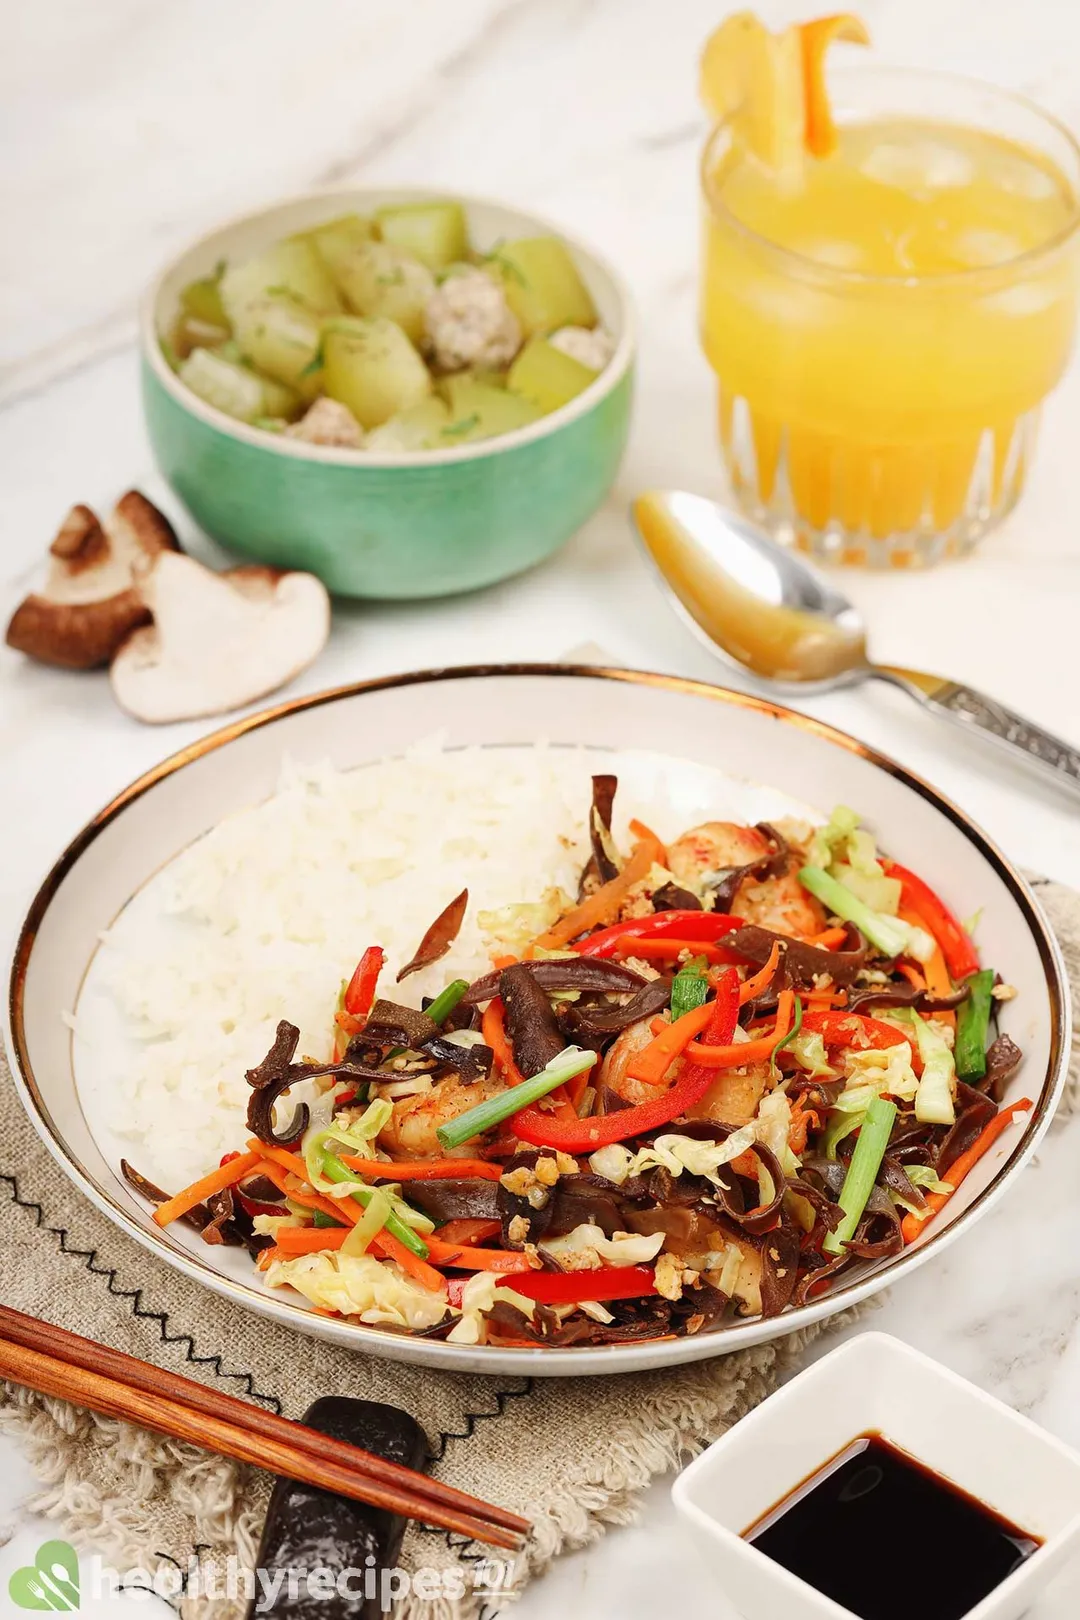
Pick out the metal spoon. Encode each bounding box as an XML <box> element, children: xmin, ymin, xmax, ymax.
<box><xmin>633</xmin><ymin>489</ymin><xmax>1080</xmax><ymax>803</ymax></box>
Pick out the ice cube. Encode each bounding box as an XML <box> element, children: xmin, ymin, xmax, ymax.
<box><xmin>860</xmin><ymin>138</ymin><xmax>975</xmax><ymax>194</ymax></box>
<box><xmin>951</xmin><ymin>228</ymin><xmax>1025</xmax><ymax>267</ymax></box>
<box><xmin>990</xmin><ymin>152</ymin><xmax>1058</xmax><ymax>201</ymax></box>
<box><xmin>794</xmin><ymin>237</ymin><xmax>866</xmax><ymax>270</ymax></box>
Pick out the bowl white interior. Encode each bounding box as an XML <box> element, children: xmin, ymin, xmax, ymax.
<box><xmin>141</xmin><ymin>187</ymin><xmax>636</xmax><ymax>468</ymax></box>
<box><xmin>7</xmin><ymin>667</ymin><xmax>1069</xmax><ymax>1377</ymax></box>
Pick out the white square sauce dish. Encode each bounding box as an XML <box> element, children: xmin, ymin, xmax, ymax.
<box><xmin>672</xmin><ymin>1331</ymin><xmax>1080</xmax><ymax>1620</ymax></box>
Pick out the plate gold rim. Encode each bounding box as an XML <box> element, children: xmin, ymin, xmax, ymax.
<box><xmin>6</xmin><ymin>663</ymin><xmax>1070</xmax><ymax>1372</ymax></box>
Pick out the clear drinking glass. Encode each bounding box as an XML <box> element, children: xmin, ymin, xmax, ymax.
<box><xmin>700</xmin><ymin>69</ymin><xmax>1080</xmax><ymax>567</ymax></box>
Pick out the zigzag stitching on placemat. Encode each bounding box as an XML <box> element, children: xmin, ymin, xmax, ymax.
<box><xmin>3</xmin><ymin>1161</ymin><xmax>537</xmax><ymax>1601</ymax></box>
<box><xmin>0</xmin><ymin>1169</ymin><xmax>283</xmax><ymax>1414</ymax></box>
<box><xmin>428</xmin><ymin>1376</ymin><xmax>534</xmax><ymax>1464</ymax></box>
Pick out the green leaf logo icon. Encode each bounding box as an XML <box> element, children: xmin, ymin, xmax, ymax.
<box><xmin>8</xmin><ymin>1541</ymin><xmax>80</xmax><ymax>1610</ymax></box>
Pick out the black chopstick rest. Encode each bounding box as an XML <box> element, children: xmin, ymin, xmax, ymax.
<box><xmin>246</xmin><ymin>1398</ymin><xmax>430</xmax><ymax>1619</ymax></box>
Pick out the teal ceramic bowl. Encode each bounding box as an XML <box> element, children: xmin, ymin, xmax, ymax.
<box><xmin>140</xmin><ymin>188</ymin><xmax>635</xmax><ymax>599</ymax></box>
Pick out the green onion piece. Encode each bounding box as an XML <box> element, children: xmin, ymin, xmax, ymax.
<box><xmin>954</xmin><ymin>969</ymin><xmax>995</xmax><ymax>1081</ymax></box>
<box><xmin>823</xmin><ymin>1093</ymin><xmax>898</xmax><ymax>1255</ymax></box>
<box><xmin>798</xmin><ymin>865</ymin><xmax>911</xmax><ymax>958</ymax></box>
<box><xmin>312</xmin><ymin>1208</ymin><xmax>345</xmax><ymax>1229</ymax></box>
<box><xmin>425</xmin><ymin>979</ymin><xmax>470</xmax><ymax>1026</ymax></box>
<box><xmin>436</xmin><ymin>1046</ymin><xmax>598</xmax><ymax>1151</ymax></box>
<box><xmin>341</xmin><ymin>1187</ymin><xmax>392</xmax><ymax>1256</ymax></box>
<box><xmin>671</xmin><ymin>959</ymin><xmax>709</xmax><ymax>1021</ymax></box>
<box><xmin>771</xmin><ymin>995</ymin><xmax>803</xmax><ymax>1064</ymax></box>
<box><xmin>319</xmin><ymin>1152</ymin><xmax>430</xmax><ymax>1258</ymax></box>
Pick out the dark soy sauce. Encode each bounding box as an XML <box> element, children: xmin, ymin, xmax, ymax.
<box><xmin>744</xmin><ymin>1432</ymin><xmax>1040</xmax><ymax>1620</ymax></box>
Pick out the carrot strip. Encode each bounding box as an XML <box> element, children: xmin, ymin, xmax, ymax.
<box><xmin>247</xmin><ymin>1140</ymin><xmax>311</xmax><ymax>1181</ymax></box>
<box><xmin>424</xmin><ymin>1238</ymin><xmax>533</xmax><ymax>1273</ymax></box>
<box><xmin>339</xmin><ymin>1155</ymin><xmax>504</xmax><ymax>1182</ymax></box>
<box><xmin>253</xmin><ymin>1158</ymin><xmax>360</xmax><ymax>1227</ymax></box>
<box><xmin>152</xmin><ymin>1150</ymin><xmax>262</xmax><ymax>1227</ymax></box>
<box><xmin>901</xmin><ymin>1098</ymin><xmax>1033</xmax><ymax>1244</ymax></box>
<box><xmin>626</xmin><ymin>999</ymin><xmax>717</xmax><ymax>1086</ymax></box>
<box><xmin>806</xmin><ymin>926</ymin><xmax>849</xmax><ymax>950</ymax></box>
<box><xmin>738</xmin><ymin>942</ymin><xmax>783</xmax><ymax>1005</ymax></box>
<box><xmin>684</xmin><ymin>991</ymin><xmax>796</xmax><ymax>1068</ymax></box>
<box><xmin>272</xmin><ymin>1226</ymin><xmax>350</xmax><ymax>1255</ymax></box>
<box><xmin>899</xmin><ymin>903</ymin><xmax>956</xmax><ymax>1033</ymax></box>
<box><xmin>628</xmin><ymin>818</ymin><xmax>668</xmax><ymax>863</ymax></box>
<box><xmin>897</xmin><ymin>962</ymin><xmax>926</xmax><ymax>991</ymax></box>
<box><xmin>788</xmin><ymin>1097</ymin><xmax>820</xmax><ymax>1156</ymax></box>
<box><xmin>482</xmin><ymin>999</ymin><xmax>525</xmax><ymax>1085</ymax></box>
<box><xmin>371</xmin><ymin>1227</ymin><xmax>447</xmax><ymax>1292</ymax></box>
<box><xmin>533</xmin><ymin>834</ymin><xmax>663</xmax><ymax>950</ymax></box>
<box><xmin>256</xmin><ymin>1245</ymin><xmax>279</xmax><ymax>1270</ymax></box>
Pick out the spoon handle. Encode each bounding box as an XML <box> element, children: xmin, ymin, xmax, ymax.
<box><xmin>873</xmin><ymin>665</ymin><xmax>1080</xmax><ymax>803</ymax></box>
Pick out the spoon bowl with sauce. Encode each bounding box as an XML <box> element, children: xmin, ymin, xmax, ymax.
<box><xmin>633</xmin><ymin>489</ymin><xmax>1080</xmax><ymax>805</ymax></box>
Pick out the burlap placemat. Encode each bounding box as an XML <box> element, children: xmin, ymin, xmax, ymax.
<box><xmin>2</xmin><ymin>875</ymin><xmax>1076</xmax><ymax>1618</ymax></box>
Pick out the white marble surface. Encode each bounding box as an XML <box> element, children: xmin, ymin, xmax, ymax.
<box><xmin>3</xmin><ymin>0</ymin><xmax>1080</xmax><ymax>1614</ymax></box>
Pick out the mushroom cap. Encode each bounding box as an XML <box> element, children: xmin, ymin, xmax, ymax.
<box><xmin>109</xmin><ymin>553</ymin><xmax>331</xmax><ymax>724</ymax></box>
<box><xmin>6</xmin><ymin>492</ymin><xmax>181</xmax><ymax>670</ymax></box>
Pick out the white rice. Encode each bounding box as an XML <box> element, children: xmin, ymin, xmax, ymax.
<box><xmin>85</xmin><ymin>741</ymin><xmax>682</xmax><ymax>1189</ymax></box>
<box><xmin>81</xmin><ymin>740</ymin><xmax>820</xmax><ymax>1191</ymax></box>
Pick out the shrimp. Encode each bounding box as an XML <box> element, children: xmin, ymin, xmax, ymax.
<box><xmin>684</xmin><ymin>1061</ymin><xmax>771</xmax><ymax>1129</ymax></box>
<box><xmin>667</xmin><ymin>820</ymin><xmax>825</xmax><ymax>939</ymax></box>
<box><xmin>378</xmin><ymin>1072</ymin><xmax>508</xmax><ymax>1159</ymax></box>
<box><xmin>599</xmin><ymin>1017</ymin><xmax>668</xmax><ymax>1109</ymax></box>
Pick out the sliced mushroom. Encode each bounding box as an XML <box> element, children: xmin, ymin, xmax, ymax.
<box><xmin>109</xmin><ymin>553</ymin><xmax>330</xmax><ymax>724</ymax></box>
<box><xmin>6</xmin><ymin>491</ymin><xmax>181</xmax><ymax>669</ymax></box>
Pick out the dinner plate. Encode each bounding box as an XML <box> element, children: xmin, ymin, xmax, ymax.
<box><xmin>6</xmin><ymin>665</ymin><xmax>1070</xmax><ymax>1376</ymax></box>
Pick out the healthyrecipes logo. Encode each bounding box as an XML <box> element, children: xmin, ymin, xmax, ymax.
<box><xmin>7</xmin><ymin>1545</ymin><xmax>518</xmax><ymax>1609</ymax></box>
<box><xmin>9</xmin><ymin>1541</ymin><xmax>80</xmax><ymax>1611</ymax></box>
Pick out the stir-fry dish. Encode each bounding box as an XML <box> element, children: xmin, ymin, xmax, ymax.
<box><xmin>128</xmin><ymin>780</ymin><xmax>1032</xmax><ymax>1349</ymax></box>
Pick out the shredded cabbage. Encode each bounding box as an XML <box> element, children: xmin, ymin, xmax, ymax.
<box><xmin>787</xmin><ymin>1029</ymin><xmax>834</xmax><ymax>1078</ymax></box>
<box><xmin>478</xmin><ymin>889</ymin><xmax>571</xmax><ymax>955</ymax></box>
<box><xmin>891</xmin><ymin>1164</ymin><xmax>955</xmax><ymax>1219</ymax></box>
<box><xmin>841</xmin><ymin>1043</ymin><xmax>920</xmax><ymax>1102</ymax></box>
<box><xmin>539</xmin><ymin>1224</ymin><xmax>665</xmax><ymax>1269</ymax></box>
<box><xmin>890</xmin><ymin>1009</ymin><xmax>957</xmax><ymax>1125</ymax></box>
<box><xmin>252</xmin><ymin>1212</ymin><xmax>301</xmax><ymax>1238</ymax></box>
<box><xmin>446</xmin><ymin>1272</ymin><xmax>538</xmax><ymax>1345</ymax></box>
<box><xmin>341</xmin><ymin>1187</ymin><xmax>392</xmax><ymax>1256</ymax></box>
<box><xmin>588</xmin><ymin>1126</ymin><xmax>759</xmax><ymax>1187</ymax></box>
<box><xmin>807</xmin><ymin>805</ymin><xmax>912</xmax><ymax>923</ymax></box>
<box><xmin>265</xmin><ymin>1251</ymin><xmax>448</xmax><ymax>1326</ymax></box>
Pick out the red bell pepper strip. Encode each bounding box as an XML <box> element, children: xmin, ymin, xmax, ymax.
<box><xmin>881</xmin><ymin>861</ymin><xmax>979</xmax><ymax>981</ymax></box>
<box><xmin>432</xmin><ymin>1218</ymin><xmax>502</xmax><ymax>1246</ymax></box>
<box><xmin>513</xmin><ymin>969</ymin><xmax>741</xmax><ymax>1150</ymax></box>
<box><xmin>344</xmin><ymin>946</ymin><xmax>386</xmax><ymax>1017</ymax></box>
<box><xmin>800</xmin><ymin>1009</ymin><xmax>922</xmax><ymax>1070</ymax></box>
<box><xmin>571</xmin><ymin>911</ymin><xmax>745</xmax><ymax>959</ymax></box>
<box><xmin>445</xmin><ymin>1265</ymin><xmax>657</xmax><ymax>1310</ymax></box>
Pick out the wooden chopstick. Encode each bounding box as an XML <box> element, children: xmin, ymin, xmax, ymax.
<box><xmin>0</xmin><ymin>1306</ymin><xmax>528</xmax><ymax>1550</ymax></box>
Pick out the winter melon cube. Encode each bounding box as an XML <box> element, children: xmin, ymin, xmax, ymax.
<box><xmin>442</xmin><ymin>376</ymin><xmax>541</xmax><ymax>443</ymax></box>
<box><xmin>179</xmin><ymin>349</ymin><xmax>299</xmax><ymax>423</ymax></box>
<box><xmin>365</xmin><ymin>396</ymin><xmax>453</xmax><ymax>452</ymax></box>
<box><xmin>180</xmin><ymin>273</ymin><xmax>229</xmax><ymax>330</ymax></box>
<box><xmin>322</xmin><ymin>316</ymin><xmax>432</xmax><ymax>429</ymax></box>
<box><xmin>333</xmin><ymin>241</ymin><xmax>435</xmax><ymax>345</ymax></box>
<box><xmin>375</xmin><ymin>202</ymin><xmax>469</xmax><ymax>271</ymax></box>
<box><xmin>220</xmin><ymin>240</ymin><xmax>341</xmax><ymax>324</ymax></box>
<box><xmin>492</xmin><ymin>237</ymin><xmax>597</xmax><ymax>335</ymax></box>
<box><xmin>507</xmin><ymin>337</ymin><xmax>597</xmax><ymax>414</ymax></box>
<box><xmin>299</xmin><ymin>213</ymin><xmax>376</xmax><ymax>280</ymax></box>
<box><xmin>229</xmin><ymin>291</ymin><xmax>324</xmax><ymax>397</ymax></box>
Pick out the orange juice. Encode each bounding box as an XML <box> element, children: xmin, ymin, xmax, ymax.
<box><xmin>700</xmin><ymin>60</ymin><xmax>1080</xmax><ymax>566</ymax></box>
